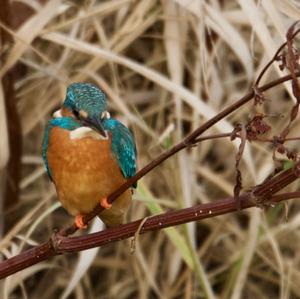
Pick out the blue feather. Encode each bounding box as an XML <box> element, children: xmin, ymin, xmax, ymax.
<box><xmin>103</xmin><ymin>118</ymin><xmax>137</xmax><ymax>187</ymax></box>
<box><xmin>64</xmin><ymin>83</ymin><xmax>107</xmax><ymax>118</ymax></box>
<box><xmin>42</xmin><ymin>115</ymin><xmax>137</xmax><ymax>187</ymax></box>
<box><xmin>42</xmin><ymin>117</ymin><xmax>81</xmax><ymax>180</ymax></box>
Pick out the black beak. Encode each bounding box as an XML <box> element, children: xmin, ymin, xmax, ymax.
<box><xmin>81</xmin><ymin>116</ymin><xmax>107</xmax><ymax>138</ymax></box>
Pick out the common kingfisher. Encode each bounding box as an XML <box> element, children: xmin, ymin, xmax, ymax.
<box><xmin>42</xmin><ymin>83</ymin><xmax>137</xmax><ymax>228</ymax></box>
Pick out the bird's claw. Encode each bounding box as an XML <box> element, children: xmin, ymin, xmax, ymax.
<box><xmin>75</xmin><ymin>214</ymin><xmax>87</xmax><ymax>229</ymax></box>
<box><xmin>100</xmin><ymin>197</ymin><xmax>112</xmax><ymax>209</ymax></box>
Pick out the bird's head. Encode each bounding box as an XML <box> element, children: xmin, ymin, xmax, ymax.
<box><xmin>53</xmin><ymin>82</ymin><xmax>110</xmax><ymax>137</ymax></box>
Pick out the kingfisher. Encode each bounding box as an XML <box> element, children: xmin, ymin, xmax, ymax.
<box><xmin>42</xmin><ymin>83</ymin><xmax>137</xmax><ymax>228</ymax></box>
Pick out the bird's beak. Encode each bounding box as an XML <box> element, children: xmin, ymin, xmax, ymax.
<box><xmin>81</xmin><ymin>116</ymin><xmax>107</xmax><ymax>138</ymax></box>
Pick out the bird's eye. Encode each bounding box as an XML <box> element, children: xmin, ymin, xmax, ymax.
<box><xmin>73</xmin><ymin>109</ymin><xmax>80</xmax><ymax>119</ymax></box>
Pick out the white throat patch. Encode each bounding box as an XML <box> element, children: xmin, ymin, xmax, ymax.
<box><xmin>70</xmin><ymin>127</ymin><xmax>108</xmax><ymax>140</ymax></box>
<box><xmin>101</xmin><ymin>111</ymin><xmax>110</xmax><ymax>119</ymax></box>
<box><xmin>53</xmin><ymin>109</ymin><xmax>63</xmax><ymax>118</ymax></box>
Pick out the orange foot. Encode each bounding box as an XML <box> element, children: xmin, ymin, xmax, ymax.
<box><xmin>100</xmin><ymin>197</ymin><xmax>112</xmax><ymax>209</ymax></box>
<box><xmin>75</xmin><ymin>214</ymin><xmax>87</xmax><ymax>229</ymax></box>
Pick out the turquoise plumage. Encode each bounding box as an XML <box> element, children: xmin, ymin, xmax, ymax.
<box><xmin>43</xmin><ymin>117</ymin><xmax>137</xmax><ymax>186</ymax></box>
<box><xmin>42</xmin><ymin>82</ymin><xmax>137</xmax><ymax>227</ymax></box>
<box><xmin>64</xmin><ymin>83</ymin><xmax>107</xmax><ymax>117</ymax></box>
<box><xmin>102</xmin><ymin>118</ymin><xmax>137</xmax><ymax>186</ymax></box>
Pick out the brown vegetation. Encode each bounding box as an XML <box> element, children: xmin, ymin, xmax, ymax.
<box><xmin>1</xmin><ymin>1</ymin><xmax>300</xmax><ymax>298</ymax></box>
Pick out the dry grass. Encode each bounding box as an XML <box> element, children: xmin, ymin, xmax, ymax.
<box><xmin>1</xmin><ymin>0</ymin><xmax>300</xmax><ymax>298</ymax></box>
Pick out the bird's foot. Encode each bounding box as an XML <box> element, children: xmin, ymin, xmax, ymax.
<box><xmin>75</xmin><ymin>214</ymin><xmax>87</xmax><ymax>229</ymax></box>
<box><xmin>100</xmin><ymin>197</ymin><xmax>112</xmax><ymax>209</ymax></box>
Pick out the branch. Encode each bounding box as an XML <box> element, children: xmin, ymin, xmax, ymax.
<box><xmin>1</xmin><ymin>151</ymin><xmax>300</xmax><ymax>279</ymax></box>
<box><xmin>60</xmin><ymin>71</ymin><xmax>300</xmax><ymax>236</ymax></box>
<box><xmin>255</xmin><ymin>23</ymin><xmax>300</xmax><ymax>86</ymax></box>
<box><xmin>1</xmin><ymin>70</ymin><xmax>300</xmax><ymax>279</ymax></box>
<box><xmin>0</xmin><ymin>194</ymin><xmax>297</xmax><ymax>279</ymax></box>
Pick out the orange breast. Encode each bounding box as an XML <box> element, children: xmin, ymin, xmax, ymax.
<box><xmin>47</xmin><ymin>126</ymin><xmax>132</xmax><ymax>226</ymax></box>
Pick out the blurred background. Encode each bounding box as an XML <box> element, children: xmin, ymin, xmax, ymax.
<box><xmin>1</xmin><ymin>0</ymin><xmax>300</xmax><ymax>298</ymax></box>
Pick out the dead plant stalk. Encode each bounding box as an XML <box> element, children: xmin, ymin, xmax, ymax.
<box><xmin>1</xmin><ymin>22</ymin><xmax>300</xmax><ymax>281</ymax></box>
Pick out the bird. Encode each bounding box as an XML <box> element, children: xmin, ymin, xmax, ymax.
<box><xmin>42</xmin><ymin>82</ymin><xmax>137</xmax><ymax>228</ymax></box>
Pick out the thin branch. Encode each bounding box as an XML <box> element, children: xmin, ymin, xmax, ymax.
<box><xmin>0</xmin><ymin>192</ymin><xmax>298</xmax><ymax>279</ymax></box>
<box><xmin>60</xmin><ymin>70</ymin><xmax>300</xmax><ymax>236</ymax></box>
<box><xmin>194</xmin><ymin>132</ymin><xmax>232</xmax><ymax>143</ymax></box>
<box><xmin>196</xmin><ymin>133</ymin><xmax>300</xmax><ymax>144</ymax></box>
<box><xmin>255</xmin><ymin>23</ymin><xmax>300</xmax><ymax>86</ymax></box>
<box><xmin>1</xmin><ymin>66</ymin><xmax>300</xmax><ymax>279</ymax></box>
<box><xmin>1</xmin><ymin>157</ymin><xmax>300</xmax><ymax>279</ymax></box>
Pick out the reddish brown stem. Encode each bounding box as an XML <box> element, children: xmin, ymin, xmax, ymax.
<box><xmin>197</xmin><ymin>133</ymin><xmax>300</xmax><ymax>144</ymax></box>
<box><xmin>61</xmin><ymin>71</ymin><xmax>300</xmax><ymax>236</ymax></box>
<box><xmin>1</xmin><ymin>66</ymin><xmax>300</xmax><ymax>279</ymax></box>
<box><xmin>255</xmin><ymin>25</ymin><xmax>300</xmax><ymax>86</ymax></box>
<box><xmin>1</xmin><ymin>157</ymin><xmax>300</xmax><ymax>279</ymax></box>
<box><xmin>0</xmin><ymin>190</ymin><xmax>299</xmax><ymax>279</ymax></box>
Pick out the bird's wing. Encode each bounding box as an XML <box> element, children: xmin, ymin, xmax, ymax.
<box><xmin>105</xmin><ymin>119</ymin><xmax>137</xmax><ymax>186</ymax></box>
<box><xmin>42</xmin><ymin>121</ymin><xmax>53</xmax><ymax>180</ymax></box>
